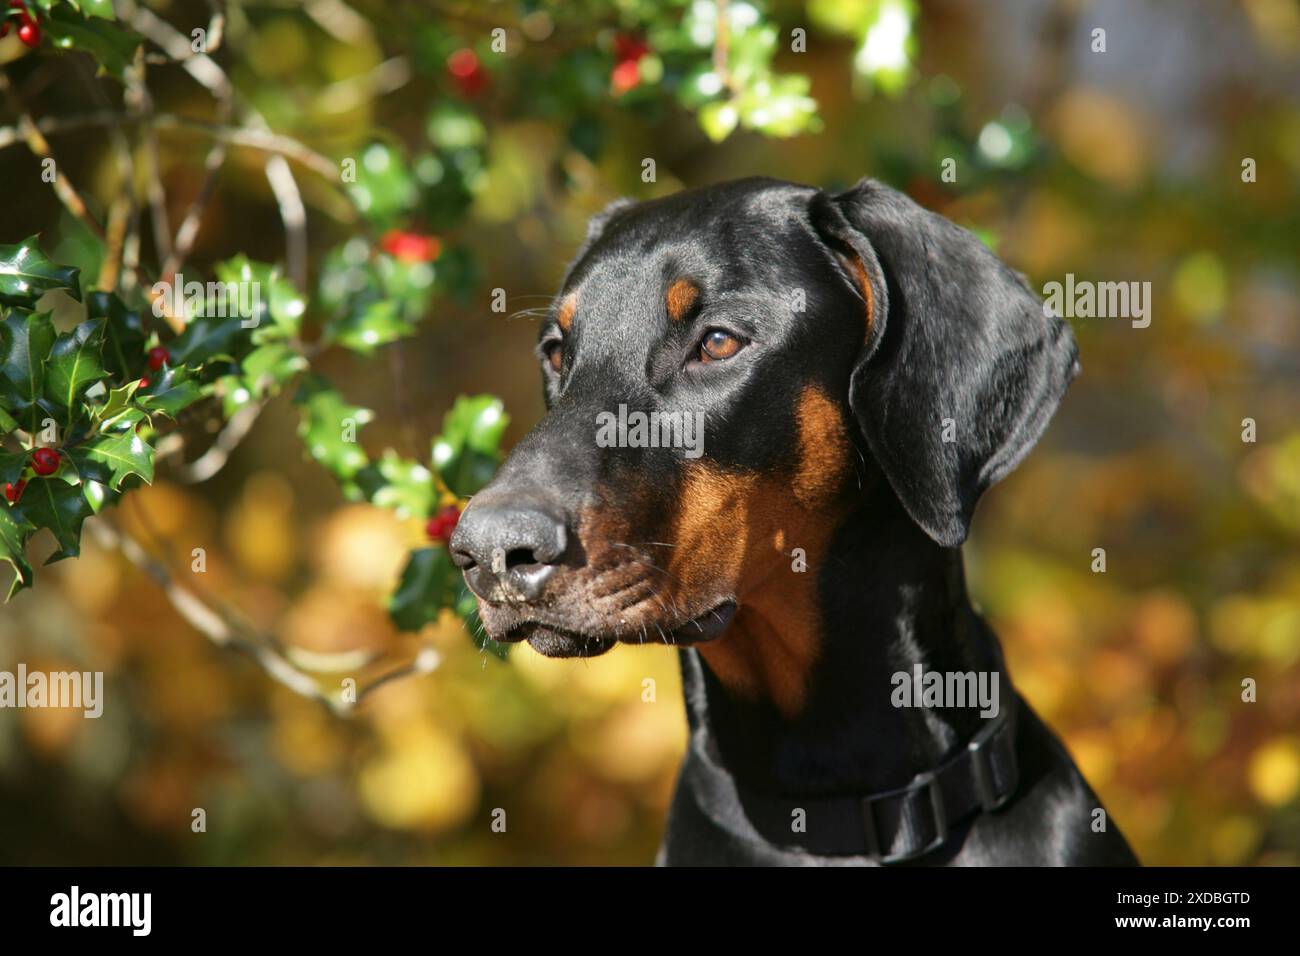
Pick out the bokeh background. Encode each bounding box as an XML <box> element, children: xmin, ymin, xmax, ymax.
<box><xmin>1</xmin><ymin>0</ymin><xmax>1298</xmax><ymax>865</ymax></box>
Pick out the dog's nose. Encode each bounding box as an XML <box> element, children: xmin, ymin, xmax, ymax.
<box><xmin>449</xmin><ymin>501</ymin><xmax>567</xmax><ymax>604</ymax></box>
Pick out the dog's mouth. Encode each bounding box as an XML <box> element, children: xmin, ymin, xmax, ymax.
<box><xmin>501</xmin><ymin>600</ymin><xmax>738</xmax><ymax>658</ymax></box>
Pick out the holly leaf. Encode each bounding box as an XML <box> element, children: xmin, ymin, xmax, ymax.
<box><xmin>432</xmin><ymin>395</ymin><xmax>509</xmax><ymax>496</ymax></box>
<box><xmin>46</xmin><ymin>7</ymin><xmax>142</xmax><ymax>81</ymax></box>
<box><xmin>87</xmin><ymin>291</ymin><xmax>147</xmax><ymax>379</ymax></box>
<box><xmin>44</xmin><ymin>319</ymin><xmax>108</xmax><ymax>428</ymax></box>
<box><xmin>295</xmin><ymin>376</ymin><xmax>372</xmax><ymax>480</ymax></box>
<box><xmin>214</xmin><ymin>257</ymin><xmax>305</xmax><ymax>343</ymax></box>
<box><xmin>328</xmin><ymin>298</ymin><xmax>415</xmax><ymax>355</ymax></box>
<box><xmin>347</xmin><ymin>142</ymin><xmax>419</xmax><ymax>227</ymax></box>
<box><xmin>0</xmin><ymin>404</ymin><xmax>17</xmax><ymax>437</ymax></box>
<box><xmin>0</xmin><ymin>450</ymin><xmax>24</xmax><ymax>487</ymax></box>
<box><xmin>242</xmin><ymin>343</ymin><xmax>307</xmax><ymax>395</ymax></box>
<box><xmin>0</xmin><ymin>237</ymin><xmax>81</xmax><ymax>307</ymax></box>
<box><xmin>69</xmin><ymin>428</ymin><xmax>153</xmax><ymax>490</ymax></box>
<box><xmin>0</xmin><ymin>503</ymin><xmax>34</xmax><ymax>600</ymax></box>
<box><xmin>367</xmin><ymin>451</ymin><xmax>437</xmax><ymax>518</ymax></box>
<box><xmin>82</xmin><ymin>478</ymin><xmax>117</xmax><ymax>514</ymax></box>
<box><xmin>137</xmin><ymin>366</ymin><xmax>204</xmax><ymax>418</ymax></box>
<box><xmin>94</xmin><ymin>379</ymin><xmax>141</xmax><ymax>429</ymax></box>
<box><xmin>0</xmin><ymin>311</ymin><xmax>57</xmax><ymax>404</ymax></box>
<box><xmin>167</xmin><ymin>315</ymin><xmax>247</xmax><ymax>367</ymax></box>
<box><xmin>389</xmin><ymin>547</ymin><xmax>459</xmax><ymax>631</ymax></box>
<box><xmin>17</xmin><ymin>476</ymin><xmax>92</xmax><ymax>564</ymax></box>
<box><xmin>73</xmin><ymin>0</ymin><xmax>116</xmax><ymax>20</ymax></box>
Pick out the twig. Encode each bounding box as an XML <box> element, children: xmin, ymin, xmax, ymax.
<box><xmin>0</xmin><ymin>71</ymin><xmax>106</xmax><ymax>239</ymax></box>
<box><xmin>89</xmin><ymin>518</ymin><xmax>440</xmax><ymax>714</ymax></box>
<box><xmin>713</xmin><ymin>0</ymin><xmax>732</xmax><ymax>90</ymax></box>
<box><xmin>171</xmin><ymin>401</ymin><xmax>264</xmax><ymax>483</ymax></box>
<box><xmin>316</xmin><ymin>56</ymin><xmax>411</xmax><ymax>113</ymax></box>
<box><xmin>304</xmin><ymin>0</ymin><xmax>374</xmax><ymax>42</ymax></box>
<box><xmin>120</xmin><ymin>0</ymin><xmax>311</xmax><ymax>295</ymax></box>
<box><xmin>265</xmin><ymin>153</ymin><xmax>308</xmax><ymax>291</ymax></box>
<box><xmin>125</xmin><ymin>48</ymin><xmax>173</xmax><ymax>267</ymax></box>
<box><xmin>0</xmin><ymin>112</ymin><xmax>341</xmax><ymax>180</ymax></box>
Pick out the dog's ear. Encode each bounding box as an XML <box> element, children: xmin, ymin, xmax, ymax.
<box><xmin>569</xmin><ymin>197</ymin><xmax>635</xmax><ymax>266</ymax></box>
<box><xmin>811</xmin><ymin>178</ymin><xmax>1080</xmax><ymax>548</ymax></box>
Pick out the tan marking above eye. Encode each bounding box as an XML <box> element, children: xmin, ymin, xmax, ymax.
<box><xmin>699</xmin><ymin>330</ymin><xmax>742</xmax><ymax>362</ymax></box>
<box><xmin>557</xmin><ymin>293</ymin><xmax>577</xmax><ymax>332</ymax></box>
<box><xmin>666</xmin><ymin>278</ymin><xmax>700</xmax><ymax>322</ymax></box>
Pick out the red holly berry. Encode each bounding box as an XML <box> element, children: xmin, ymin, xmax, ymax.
<box><xmin>447</xmin><ymin>48</ymin><xmax>488</xmax><ymax>97</ymax></box>
<box><xmin>31</xmin><ymin>447</ymin><xmax>59</xmax><ymax>476</ymax></box>
<box><xmin>138</xmin><ymin>376</ymin><xmax>151</xmax><ymax>389</ymax></box>
<box><xmin>425</xmin><ymin>504</ymin><xmax>461</xmax><ymax>544</ymax></box>
<box><xmin>613</xmin><ymin>33</ymin><xmax>649</xmax><ymax>63</ymax></box>
<box><xmin>611</xmin><ymin>58</ymin><xmax>641</xmax><ymax>95</ymax></box>
<box><xmin>380</xmin><ymin>229</ymin><xmax>442</xmax><ymax>264</ymax></box>
<box><xmin>16</xmin><ymin>18</ymin><xmax>38</xmax><ymax>47</ymax></box>
<box><xmin>4</xmin><ymin>479</ymin><xmax>26</xmax><ymax>504</ymax></box>
<box><xmin>147</xmin><ymin>347</ymin><xmax>170</xmax><ymax>371</ymax></box>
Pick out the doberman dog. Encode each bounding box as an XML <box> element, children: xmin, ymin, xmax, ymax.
<box><xmin>450</xmin><ymin>176</ymin><xmax>1139</xmax><ymax>866</ymax></box>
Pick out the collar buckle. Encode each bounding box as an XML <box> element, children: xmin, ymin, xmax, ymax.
<box><xmin>862</xmin><ymin>770</ymin><xmax>947</xmax><ymax>864</ymax></box>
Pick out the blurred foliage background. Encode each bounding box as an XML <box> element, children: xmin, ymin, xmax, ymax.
<box><xmin>1</xmin><ymin>0</ymin><xmax>1298</xmax><ymax>866</ymax></box>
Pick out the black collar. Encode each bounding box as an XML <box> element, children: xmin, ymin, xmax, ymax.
<box><xmin>680</xmin><ymin>652</ymin><xmax>1020</xmax><ymax>863</ymax></box>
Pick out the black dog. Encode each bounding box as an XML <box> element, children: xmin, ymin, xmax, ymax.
<box><xmin>450</xmin><ymin>177</ymin><xmax>1138</xmax><ymax>866</ymax></box>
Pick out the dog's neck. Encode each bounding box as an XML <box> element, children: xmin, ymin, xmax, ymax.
<box><xmin>682</xmin><ymin>480</ymin><xmax>1006</xmax><ymax>797</ymax></box>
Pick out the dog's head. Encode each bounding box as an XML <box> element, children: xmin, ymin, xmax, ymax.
<box><xmin>451</xmin><ymin>177</ymin><xmax>1077</xmax><ymax>670</ymax></box>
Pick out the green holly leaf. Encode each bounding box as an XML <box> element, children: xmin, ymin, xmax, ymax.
<box><xmin>0</xmin><ymin>311</ymin><xmax>57</xmax><ymax>404</ymax></box>
<box><xmin>214</xmin><ymin>257</ymin><xmax>305</xmax><ymax>343</ymax></box>
<box><xmin>295</xmin><ymin>376</ymin><xmax>372</xmax><ymax>480</ymax></box>
<box><xmin>45</xmin><ymin>319</ymin><xmax>108</xmax><ymax>428</ymax></box>
<box><xmin>367</xmin><ymin>450</ymin><xmax>437</xmax><ymax>518</ymax></box>
<box><xmin>347</xmin><ymin>141</ymin><xmax>419</xmax><ymax>226</ymax></box>
<box><xmin>94</xmin><ymin>379</ymin><xmax>141</xmax><ymax>429</ymax></box>
<box><xmin>0</xmin><ymin>450</ymin><xmax>24</xmax><ymax>487</ymax></box>
<box><xmin>0</xmin><ymin>237</ymin><xmax>81</xmax><ymax>307</ymax></box>
<box><xmin>0</xmin><ymin>504</ymin><xmax>34</xmax><ymax>600</ymax></box>
<box><xmin>137</xmin><ymin>366</ymin><xmax>204</xmax><ymax>418</ymax></box>
<box><xmin>432</xmin><ymin>395</ymin><xmax>509</xmax><ymax>497</ymax></box>
<box><xmin>389</xmin><ymin>546</ymin><xmax>459</xmax><ymax>631</ymax></box>
<box><xmin>167</xmin><ymin>315</ymin><xmax>247</xmax><ymax>367</ymax></box>
<box><xmin>328</xmin><ymin>298</ymin><xmax>415</xmax><ymax>355</ymax></box>
<box><xmin>46</xmin><ymin>7</ymin><xmax>142</xmax><ymax>81</ymax></box>
<box><xmin>17</xmin><ymin>477</ymin><xmax>93</xmax><ymax>564</ymax></box>
<box><xmin>0</xmin><ymin>405</ymin><xmax>17</xmax><ymax>438</ymax></box>
<box><xmin>81</xmin><ymin>477</ymin><xmax>117</xmax><ymax>514</ymax></box>
<box><xmin>75</xmin><ymin>0</ymin><xmax>116</xmax><ymax>20</ymax></box>
<box><xmin>69</xmin><ymin>428</ymin><xmax>154</xmax><ymax>490</ymax></box>
<box><xmin>242</xmin><ymin>343</ymin><xmax>307</xmax><ymax>395</ymax></box>
<box><xmin>0</xmin><ymin>311</ymin><xmax>58</xmax><ymax>437</ymax></box>
<box><xmin>87</xmin><ymin>291</ymin><xmax>147</xmax><ymax>379</ymax></box>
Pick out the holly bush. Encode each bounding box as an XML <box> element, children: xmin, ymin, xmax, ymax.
<box><xmin>0</xmin><ymin>0</ymin><xmax>919</xmax><ymax>685</ymax></box>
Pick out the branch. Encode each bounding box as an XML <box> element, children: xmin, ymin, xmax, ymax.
<box><xmin>170</xmin><ymin>400</ymin><xmax>264</xmax><ymax>483</ymax></box>
<box><xmin>713</xmin><ymin>0</ymin><xmax>732</xmax><ymax>91</ymax></box>
<box><xmin>0</xmin><ymin>112</ymin><xmax>342</xmax><ymax>181</ymax></box>
<box><xmin>89</xmin><ymin>518</ymin><xmax>440</xmax><ymax>714</ymax></box>
<box><xmin>119</xmin><ymin>0</ymin><xmax>312</xmax><ymax>295</ymax></box>
<box><xmin>0</xmin><ymin>71</ymin><xmax>105</xmax><ymax>239</ymax></box>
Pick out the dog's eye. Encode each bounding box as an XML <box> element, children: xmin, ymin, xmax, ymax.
<box><xmin>698</xmin><ymin>329</ymin><xmax>744</xmax><ymax>363</ymax></box>
<box><xmin>541</xmin><ymin>340</ymin><xmax>563</xmax><ymax>373</ymax></box>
